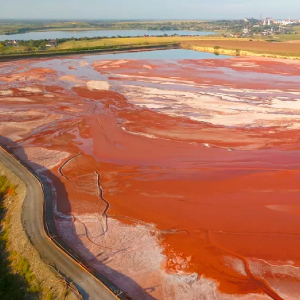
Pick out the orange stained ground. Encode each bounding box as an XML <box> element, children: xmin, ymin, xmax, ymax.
<box><xmin>2</xmin><ymin>56</ymin><xmax>300</xmax><ymax>299</ymax></box>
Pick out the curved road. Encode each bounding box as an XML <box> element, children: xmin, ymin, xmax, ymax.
<box><xmin>0</xmin><ymin>148</ymin><xmax>120</xmax><ymax>300</ymax></box>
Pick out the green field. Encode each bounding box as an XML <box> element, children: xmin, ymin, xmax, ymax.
<box><xmin>262</xmin><ymin>33</ymin><xmax>300</xmax><ymax>42</ymax></box>
<box><xmin>56</xmin><ymin>36</ymin><xmax>244</xmax><ymax>50</ymax></box>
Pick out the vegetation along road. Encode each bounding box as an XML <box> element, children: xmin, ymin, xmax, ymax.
<box><xmin>0</xmin><ymin>147</ymin><xmax>121</xmax><ymax>300</ymax></box>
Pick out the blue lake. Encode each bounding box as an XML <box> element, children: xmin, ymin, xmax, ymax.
<box><xmin>0</xmin><ymin>30</ymin><xmax>215</xmax><ymax>41</ymax></box>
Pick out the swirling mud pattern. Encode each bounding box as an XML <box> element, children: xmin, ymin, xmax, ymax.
<box><xmin>1</xmin><ymin>53</ymin><xmax>300</xmax><ymax>300</ymax></box>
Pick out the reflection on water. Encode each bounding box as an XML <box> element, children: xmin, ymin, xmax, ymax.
<box><xmin>32</xmin><ymin>49</ymin><xmax>231</xmax><ymax>83</ymax></box>
<box><xmin>0</xmin><ymin>30</ymin><xmax>215</xmax><ymax>41</ymax></box>
<box><xmin>86</xmin><ymin>49</ymin><xmax>229</xmax><ymax>60</ymax></box>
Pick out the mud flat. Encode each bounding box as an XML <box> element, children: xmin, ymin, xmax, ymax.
<box><xmin>1</xmin><ymin>53</ymin><xmax>300</xmax><ymax>299</ymax></box>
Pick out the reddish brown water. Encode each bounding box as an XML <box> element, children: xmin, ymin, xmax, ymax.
<box><xmin>1</xmin><ymin>55</ymin><xmax>300</xmax><ymax>299</ymax></box>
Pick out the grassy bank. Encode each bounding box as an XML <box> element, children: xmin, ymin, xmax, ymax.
<box><xmin>0</xmin><ymin>43</ymin><xmax>178</xmax><ymax>61</ymax></box>
<box><xmin>0</xmin><ymin>176</ymin><xmax>44</xmax><ymax>300</ymax></box>
<box><xmin>56</xmin><ymin>36</ymin><xmax>224</xmax><ymax>50</ymax></box>
<box><xmin>0</xmin><ymin>163</ymin><xmax>77</xmax><ymax>300</ymax></box>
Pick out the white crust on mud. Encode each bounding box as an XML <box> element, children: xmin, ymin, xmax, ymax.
<box><xmin>18</xmin><ymin>87</ymin><xmax>43</xmax><ymax>93</ymax></box>
<box><xmin>56</xmin><ymin>214</ymin><xmax>272</xmax><ymax>300</ymax></box>
<box><xmin>86</xmin><ymin>80</ymin><xmax>110</xmax><ymax>91</ymax></box>
<box><xmin>0</xmin><ymin>90</ymin><xmax>13</xmax><ymax>96</ymax></box>
<box><xmin>14</xmin><ymin>147</ymin><xmax>69</xmax><ymax>171</ymax></box>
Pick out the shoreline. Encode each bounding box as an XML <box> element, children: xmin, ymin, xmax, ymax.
<box><xmin>182</xmin><ymin>44</ymin><xmax>300</xmax><ymax>60</ymax></box>
<box><xmin>1</xmin><ymin>43</ymin><xmax>300</xmax><ymax>62</ymax></box>
<box><xmin>0</xmin><ymin>28</ymin><xmax>216</xmax><ymax>34</ymax></box>
<box><xmin>0</xmin><ymin>44</ymin><xmax>178</xmax><ymax>62</ymax></box>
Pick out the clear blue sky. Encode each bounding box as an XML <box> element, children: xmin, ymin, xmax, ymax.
<box><xmin>0</xmin><ymin>0</ymin><xmax>299</xmax><ymax>20</ymax></box>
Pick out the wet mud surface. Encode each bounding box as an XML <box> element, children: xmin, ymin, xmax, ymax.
<box><xmin>1</xmin><ymin>54</ymin><xmax>300</xmax><ymax>299</ymax></box>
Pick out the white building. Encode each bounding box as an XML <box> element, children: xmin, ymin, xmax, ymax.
<box><xmin>263</xmin><ymin>18</ymin><xmax>272</xmax><ymax>26</ymax></box>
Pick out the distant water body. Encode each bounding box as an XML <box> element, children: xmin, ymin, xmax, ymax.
<box><xmin>88</xmin><ymin>49</ymin><xmax>230</xmax><ymax>60</ymax></box>
<box><xmin>0</xmin><ymin>30</ymin><xmax>215</xmax><ymax>41</ymax></box>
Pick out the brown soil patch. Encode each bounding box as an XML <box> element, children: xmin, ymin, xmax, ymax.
<box><xmin>182</xmin><ymin>40</ymin><xmax>300</xmax><ymax>55</ymax></box>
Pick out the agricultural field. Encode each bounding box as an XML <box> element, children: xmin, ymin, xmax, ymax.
<box><xmin>56</xmin><ymin>36</ymin><xmax>179</xmax><ymax>49</ymax></box>
<box><xmin>56</xmin><ymin>36</ymin><xmax>232</xmax><ymax>50</ymax></box>
<box><xmin>182</xmin><ymin>39</ymin><xmax>300</xmax><ymax>57</ymax></box>
<box><xmin>262</xmin><ymin>33</ymin><xmax>300</xmax><ymax>42</ymax></box>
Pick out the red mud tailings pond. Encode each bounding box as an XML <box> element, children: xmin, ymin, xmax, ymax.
<box><xmin>1</xmin><ymin>54</ymin><xmax>300</xmax><ymax>299</ymax></box>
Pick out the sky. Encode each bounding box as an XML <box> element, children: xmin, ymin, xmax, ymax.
<box><xmin>0</xmin><ymin>0</ymin><xmax>299</xmax><ymax>20</ymax></box>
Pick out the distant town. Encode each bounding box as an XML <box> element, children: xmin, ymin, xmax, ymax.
<box><xmin>229</xmin><ymin>17</ymin><xmax>300</xmax><ymax>38</ymax></box>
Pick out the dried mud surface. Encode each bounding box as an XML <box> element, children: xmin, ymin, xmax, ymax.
<box><xmin>1</xmin><ymin>54</ymin><xmax>300</xmax><ymax>300</ymax></box>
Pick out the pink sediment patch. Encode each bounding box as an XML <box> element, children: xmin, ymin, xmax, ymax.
<box><xmin>59</xmin><ymin>75</ymin><xmax>84</xmax><ymax>83</ymax></box>
<box><xmin>86</xmin><ymin>80</ymin><xmax>110</xmax><ymax>90</ymax></box>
